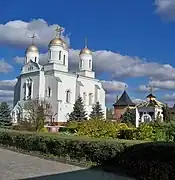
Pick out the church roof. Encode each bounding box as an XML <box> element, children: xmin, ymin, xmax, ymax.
<box><xmin>113</xmin><ymin>90</ymin><xmax>135</xmax><ymax>107</ymax></box>
<box><xmin>146</xmin><ymin>93</ymin><xmax>156</xmax><ymax>98</ymax></box>
<box><xmin>136</xmin><ymin>99</ymin><xmax>165</xmax><ymax>108</ymax></box>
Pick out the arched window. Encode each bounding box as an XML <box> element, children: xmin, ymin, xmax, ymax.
<box><xmin>89</xmin><ymin>59</ymin><xmax>91</xmax><ymax>68</ymax></box>
<box><xmin>83</xmin><ymin>92</ymin><xmax>86</xmax><ymax>104</ymax></box>
<box><xmin>35</xmin><ymin>57</ymin><xmax>37</xmax><ymax>62</ymax></box>
<box><xmin>80</xmin><ymin>59</ymin><xmax>83</xmax><ymax>68</ymax></box>
<box><xmin>66</xmin><ymin>90</ymin><xmax>71</xmax><ymax>103</ymax></box>
<box><xmin>63</xmin><ymin>55</ymin><xmax>66</xmax><ymax>65</ymax></box>
<box><xmin>59</xmin><ymin>51</ymin><xmax>61</xmax><ymax>60</ymax></box>
<box><xmin>89</xmin><ymin>93</ymin><xmax>93</xmax><ymax>105</ymax></box>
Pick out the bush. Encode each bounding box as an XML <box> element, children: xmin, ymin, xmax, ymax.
<box><xmin>0</xmin><ymin>129</ymin><xmax>136</xmax><ymax>165</ymax></box>
<box><xmin>59</xmin><ymin>127</ymin><xmax>77</xmax><ymax>134</ymax></box>
<box><xmin>38</xmin><ymin>127</ymin><xmax>48</xmax><ymax>132</ymax></box>
<box><xmin>114</xmin><ymin>142</ymin><xmax>175</xmax><ymax>179</ymax></box>
<box><xmin>118</xmin><ymin>128</ymin><xmax>137</xmax><ymax>140</ymax></box>
<box><xmin>77</xmin><ymin>119</ymin><xmax>118</xmax><ymax>139</ymax></box>
<box><xmin>136</xmin><ymin>123</ymin><xmax>154</xmax><ymax>140</ymax></box>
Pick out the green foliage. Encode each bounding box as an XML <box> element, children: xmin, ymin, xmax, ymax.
<box><xmin>77</xmin><ymin>119</ymin><xmax>118</xmax><ymax>139</ymax></box>
<box><xmin>0</xmin><ymin>130</ymin><xmax>174</xmax><ymax>179</ymax></box>
<box><xmin>0</xmin><ymin>129</ymin><xmax>135</xmax><ymax>165</ymax></box>
<box><xmin>89</xmin><ymin>102</ymin><xmax>104</xmax><ymax>120</ymax></box>
<box><xmin>115</xmin><ymin>142</ymin><xmax>175</xmax><ymax>180</ymax></box>
<box><xmin>69</xmin><ymin>96</ymin><xmax>87</xmax><ymax>121</ymax></box>
<box><xmin>118</xmin><ymin>128</ymin><xmax>137</xmax><ymax>140</ymax></box>
<box><xmin>137</xmin><ymin>123</ymin><xmax>154</xmax><ymax>140</ymax></box>
<box><xmin>0</xmin><ymin>102</ymin><xmax>12</xmax><ymax>126</ymax></box>
<box><xmin>38</xmin><ymin>127</ymin><xmax>48</xmax><ymax>132</ymax></box>
<box><xmin>116</xmin><ymin>123</ymin><xmax>128</xmax><ymax>130</ymax></box>
<box><xmin>121</xmin><ymin>108</ymin><xmax>135</xmax><ymax>126</ymax></box>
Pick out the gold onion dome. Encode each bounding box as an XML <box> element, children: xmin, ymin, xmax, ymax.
<box><xmin>79</xmin><ymin>38</ymin><xmax>92</xmax><ymax>55</ymax></box>
<box><xmin>80</xmin><ymin>47</ymin><xmax>92</xmax><ymax>55</ymax></box>
<box><xmin>25</xmin><ymin>44</ymin><xmax>39</xmax><ymax>53</ymax></box>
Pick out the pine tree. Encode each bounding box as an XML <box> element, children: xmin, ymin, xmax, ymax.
<box><xmin>89</xmin><ymin>101</ymin><xmax>104</xmax><ymax>120</ymax></box>
<box><xmin>69</xmin><ymin>96</ymin><xmax>87</xmax><ymax>121</ymax></box>
<box><xmin>121</xmin><ymin>108</ymin><xmax>135</xmax><ymax>126</ymax></box>
<box><xmin>0</xmin><ymin>102</ymin><xmax>12</xmax><ymax>126</ymax></box>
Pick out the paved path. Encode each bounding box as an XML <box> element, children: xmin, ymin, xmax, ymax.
<box><xmin>0</xmin><ymin>148</ymin><xmax>134</xmax><ymax>180</ymax></box>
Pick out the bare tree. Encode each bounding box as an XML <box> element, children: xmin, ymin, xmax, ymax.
<box><xmin>23</xmin><ymin>98</ymin><xmax>53</xmax><ymax>131</ymax></box>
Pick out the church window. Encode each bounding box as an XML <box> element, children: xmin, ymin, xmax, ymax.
<box><xmin>89</xmin><ymin>60</ymin><xmax>91</xmax><ymax>68</ymax></box>
<box><xmin>80</xmin><ymin>59</ymin><xmax>83</xmax><ymax>68</ymax></box>
<box><xmin>63</xmin><ymin>55</ymin><xmax>66</xmax><ymax>65</ymax></box>
<box><xmin>66</xmin><ymin>90</ymin><xmax>71</xmax><ymax>103</ymax></box>
<box><xmin>48</xmin><ymin>87</ymin><xmax>51</xmax><ymax>97</ymax></box>
<box><xmin>49</xmin><ymin>50</ymin><xmax>52</xmax><ymax>59</ymax></box>
<box><xmin>83</xmin><ymin>92</ymin><xmax>86</xmax><ymax>104</ymax></box>
<box><xmin>34</xmin><ymin>57</ymin><xmax>37</xmax><ymax>62</ymax></box>
<box><xmin>59</xmin><ymin>51</ymin><xmax>61</xmax><ymax>60</ymax></box>
<box><xmin>89</xmin><ymin>93</ymin><xmax>93</xmax><ymax>105</ymax></box>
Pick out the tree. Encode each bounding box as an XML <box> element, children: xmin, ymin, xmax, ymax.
<box><xmin>106</xmin><ymin>108</ymin><xmax>114</xmax><ymax>120</ymax></box>
<box><xmin>24</xmin><ymin>98</ymin><xmax>53</xmax><ymax>131</ymax></box>
<box><xmin>89</xmin><ymin>101</ymin><xmax>104</xmax><ymax>120</ymax></box>
<box><xmin>0</xmin><ymin>101</ymin><xmax>12</xmax><ymax>126</ymax></box>
<box><xmin>121</xmin><ymin>108</ymin><xmax>136</xmax><ymax>126</ymax></box>
<box><xmin>69</xmin><ymin>96</ymin><xmax>87</xmax><ymax>121</ymax></box>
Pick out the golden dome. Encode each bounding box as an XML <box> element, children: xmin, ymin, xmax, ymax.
<box><xmin>26</xmin><ymin>44</ymin><xmax>39</xmax><ymax>53</ymax></box>
<box><xmin>49</xmin><ymin>37</ymin><xmax>65</xmax><ymax>46</ymax></box>
<box><xmin>79</xmin><ymin>47</ymin><xmax>92</xmax><ymax>55</ymax></box>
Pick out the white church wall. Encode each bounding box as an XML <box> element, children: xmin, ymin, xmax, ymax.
<box><xmin>20</xmin><ymin>72</ymin><xmax>40</xmax><ymax>106</ymax></box>
<box><xmin>45</xmin><ymin>74</ymin><xmax>59</xmax><ymax>120</ymax></box>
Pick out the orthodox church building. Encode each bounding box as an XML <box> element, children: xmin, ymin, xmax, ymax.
<box><xmin>11</xmin><ymin>27</ymin><xmax>106</xmax><ymax>125</ymax></box>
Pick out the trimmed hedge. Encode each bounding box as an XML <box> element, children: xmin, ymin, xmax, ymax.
<box><xmin>0</xmin><ymin>129</ymin><xmax>137</xmax><ymax>165</ymax></box>
<box><xmin>0</xmin><ymin>129</ymin><xmax>174</xmax><ymax>179</ymax></box>
<box><xmin>104</xmin><ymin>142</ymin><xmax>175</xmax><ymax>180</ymax></box>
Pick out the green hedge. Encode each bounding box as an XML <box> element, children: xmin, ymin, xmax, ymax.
<box><xmin>0</xmin><ymin>130</ymin><xmax>137</xmax><ymax>165</ymax></box>
<box><xmin>104</xmin><ymin>142</ymin><xmax>175</xmax><ymax>180</ymax></box>
<box><xmin>0</xmin><ymin>129</ymin><xmax>174</xmax><ymax>179</ymax></box>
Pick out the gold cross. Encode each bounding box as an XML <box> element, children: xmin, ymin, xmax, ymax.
<box><xmin>30</xmin><ymin>33</ymin><xmax>36</xmax><ymax>44</ymax></box>
<box><xmin>55</xmin><ymin>26</ymin><xmax>63</xmax><ymax>37</ymax></box>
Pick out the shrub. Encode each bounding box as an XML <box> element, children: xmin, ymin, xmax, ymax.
<box><xmin>77</xmin><ymin>119</ymin><xmax>118</xmax><ymax>139</ymax></box>
<box><xmin>0</xmin><ymin>129</ymin><xmax>136</xmax><ymax>165</ymax></box>
<box><xmin>114</xmin><ymin>142</ymin><xmax>175</xmax><ymax>179</ymax></box>
<box><xmin>59</xmin><ymin>127</ymin><xmax>77</xmax><ymax>134</ymax></box>
<box><xmin>136</xmin><ymin>123</ymin><xmax>154</xmax><ymax>140</ymax></box>
<box><xmin>116</xmin><ymin>123</ymin><xmax>128</xmax><ymax>130</ymax></box>
<box><xmin>118</xmin><ymin>128</ymin><xmax>137</xmax><ymax>140</ymax></box>
<box><xmin>38</xmin><ymin>127</ymin><xmax>48</xmax><ymax>132</ymax></box>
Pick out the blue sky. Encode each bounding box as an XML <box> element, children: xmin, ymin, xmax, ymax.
<box><xmin>1</xmin><ymin>0</ymin><xmax>175</xmax><ymax>107</ymax></box>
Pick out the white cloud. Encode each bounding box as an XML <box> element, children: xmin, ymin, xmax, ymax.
<box><xmin>0</xmin><ymin>19</ymin><xmax>70</xmax><ymax>48</ymax></box>
<box><xmin>0</xmin><ymin>59</ymin><xmax>13</xmax><ymax>72</ymax></box>
<box><xmin>0</xmin><ymin>79</ymin><xmax>16</xmax><ymax>105</ymax></box>
<box><xmin>155</xmin><ymin>0</ymin><xmax>175</xmax><ymax>20</ymax></box>
<box><xmin>14</xmin><ymin>49</ymin><xmax>175</xmax><ymax>81</ymax></box>
<box><xmin>101</xmin><ymin>80</ymin><xmax>127</xmax><ymax>93</ymax></box>
<box><xmin>149</xmin><ymin>80</ymin><xmax>175</xmax><ymax>90</ymax></box>
<box><xmin>136</xmin><ymin>84</ymin><xmax>159</xmax><ymax>93</ymax></box>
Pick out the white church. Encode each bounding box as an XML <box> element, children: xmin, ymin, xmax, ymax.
<box><xmin>11</xmin><ymin>27</ymin><xmax>106</xmax><ymax>125</ymax></box>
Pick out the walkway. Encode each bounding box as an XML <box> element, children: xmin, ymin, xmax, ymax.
<box><xmin>0</xmin><ymin>148</ymin><xmax>133</xmax><ymax>180</ymax></box>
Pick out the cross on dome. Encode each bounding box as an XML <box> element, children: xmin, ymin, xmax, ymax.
<box><xmin>30</xmin><ymin>33</ymin><xmax>36</xmax><ymax>44</ymax></box>
<box><xmin>55</xmin><ymin>26</ymin><xmax>63</xmax><ymax>37</ymax></box>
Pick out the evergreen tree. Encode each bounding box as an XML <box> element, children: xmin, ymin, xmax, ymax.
<box><xmin>121</xmin><ymin>108</ymin><xmax>135</xmax><ymax>126</ymax></box>
<box><xmin>89</xmin><ymin>101</ymin><xmax>104</xmax><ymax>120</ymax></box>
<box><xmin>0</xmin><ymin>101</ymin><xmax>12</xmax><ymax>126</ymax></box>
<box><xmin>69</xmin><ymin>96</ymin><xmax>87</xmax><ymax>121</ymax></box>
